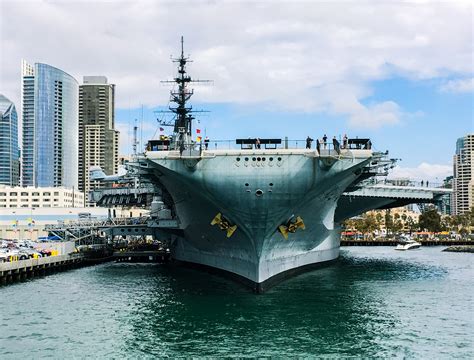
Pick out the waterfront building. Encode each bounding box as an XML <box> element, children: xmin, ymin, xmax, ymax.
<box><xmin>438</xmin><ymin>176</ymin><xmax>453</xmax><ymax>215</ymax></box>
<box><xmin>0</xmin><ymin>185</ymin><xmax>84</xmax><ymax>208</ymax></box>
<box><xmin>452</xmin><ymin>134</ymin><xmax>473</xmax><ymax>215</ymax></box>
<box><xmin>0</xmin><ymin>94</ymin><xmax>20</xmax><ymax>186</ymax></box>
<box><xmin>78</xmin><ymin>76</ymin><xmax>119</xmax><ymax>205</ymax></box>
<box><xmin>0</xmin><ymin>206</ymin><xmax>148</xmax><ymax>240</ymax></box>
<box><xmin>21</xmin><ymin>60</ymin><xmax>79</xmax><ymax>188</ymax></box>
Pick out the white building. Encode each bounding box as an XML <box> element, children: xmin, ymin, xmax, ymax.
<box><xmin>0</xmin><ymin>185</ymin><xmax>84</xmax><ymax>208</ymax></box>
<box><xmin>0</xmin><ymin>206</ymin><xmax>148</xmax><ymax>240</ymax></box>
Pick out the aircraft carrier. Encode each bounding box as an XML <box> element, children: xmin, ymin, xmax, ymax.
<box><xmin>129</xmin><ymin>38</ymin><xmax>392</xmax><ymax>292</ymax></box>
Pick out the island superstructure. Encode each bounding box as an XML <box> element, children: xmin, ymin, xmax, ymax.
<box><xmin>129</xmin><ymin>38</ymin><xmax>392</xmax><ymax>291</ymax></box>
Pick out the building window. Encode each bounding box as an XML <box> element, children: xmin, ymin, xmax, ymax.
<box><xmin>21</xmin><ymin>192</ymin><xmax>28</xmax><ymax>196</ymax></box>
<box><xmin>10</xmin><ymin>192</ymin><xmax>17</xmax><ymax>196</ymax></box>
<box><xmin>32</xmin><ymin>192</ymin><xmax>40</xmax><ymax>196</ymax></box>
<box><xmin>43</xmin><ymin>192</ymin><xmax>51</xmax><ymax>196</ymax></box>
<box><xmin>54</xmin><ymin>192</ymin><xmax>59</xmax><ymax>196</ymax></box>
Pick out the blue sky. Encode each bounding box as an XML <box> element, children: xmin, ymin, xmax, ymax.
<box><xmin>117</xmin><ymin>75</ymin><xmax>472</xmax><ymax>172</ymax></box>
<box><xmin>1</xmin><ymin>0</ymin><xmax>472</xmax><ymax>182</ymax></box>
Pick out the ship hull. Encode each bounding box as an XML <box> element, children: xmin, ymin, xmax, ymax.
<box><xmin>143</xmin><ymin>149</ymin><xmax>372</xmax><ymax>290</ymax></box>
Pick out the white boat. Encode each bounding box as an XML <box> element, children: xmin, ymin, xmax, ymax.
<box><xmin>395</xmin><ymin>236</ymin><xmax>421</xmax><ymax>251</ymax></box>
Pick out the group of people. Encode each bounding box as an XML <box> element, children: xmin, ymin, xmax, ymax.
<box><xmin>306</xmin><ymin>134</ymin><xmax>348</xmax><ymax>151</ymax></box>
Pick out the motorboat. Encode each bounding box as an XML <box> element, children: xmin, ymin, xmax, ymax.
<box><xmin>395</xmin><ymin>235</ymin><xmax>421</xmax><ymax>251</ymax></box>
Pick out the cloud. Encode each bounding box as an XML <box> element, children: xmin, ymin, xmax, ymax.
<box><xmin>0</xmin><ymin>0</ymin><xmax>472</xmax><ymax>131</ymax></box>
<box><xmin>439</xmin><ymin>78</ymin><xmax>474</xmax><ymax>93</ymax></box>
<box><xmin>388</xmin><ymin>162</ymin><xmax>452</xmax><ymax>182</ymax></box>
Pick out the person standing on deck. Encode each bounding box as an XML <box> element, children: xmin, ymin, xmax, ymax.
<box><xmin>323</xmin><ymin>134</ymin><xmax>328</xmax><ymax>149</ymax></box>
<box><xmin>306</xmin><ymin>136</ymin><xmax>314</xmax><ymax>149</ymax></box>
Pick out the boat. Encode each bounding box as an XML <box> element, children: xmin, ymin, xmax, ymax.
<box><xmin>131</xmin><ymin>38</ymin><xmax>393</xmax><ymax>292</ymax></box>
<box><xmin>394</xmin><ymin>235</ymin><xmax>422</xmax><ymax>251</ymax></box>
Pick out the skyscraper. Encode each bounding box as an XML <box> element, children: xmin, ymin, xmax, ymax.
<box><xmin>21</xmin><ymin>61</ymin><xmax>79</xmax><ymax>188</ymax></box>
<box><xmin>0</xmin><ymin>94</ymin><xmax>20</xmax><ymax>186</ymax></box>
<box><xmin>78</xmin><ymin>76</ymin><xmax>119</xmax><ymax>204</ymax></box>
<box><xmin>452</xmin><ymin>134</ymin><xmax>473</xmax><ymax>215</ymax></box>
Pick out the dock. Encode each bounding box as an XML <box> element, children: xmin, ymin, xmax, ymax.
<box><xmin>341</xmin><ymin>239</ymin><xmax>473</xmax><ymax>246</ymax></box>
<box><xmin>113</xmin><ymin>250</ymin><xmax>170</xmax><ymax>263</ymax></box>
<box><xmin>0</xmin><ymin>254</ymin><xmax>84</xmax><ymax>285</ymax></box>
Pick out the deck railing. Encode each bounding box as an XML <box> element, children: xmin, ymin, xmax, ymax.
<box><xmin>146</xmin><ymin>138</ymin><xmax>367</xmax><ymax>157</ymax></box>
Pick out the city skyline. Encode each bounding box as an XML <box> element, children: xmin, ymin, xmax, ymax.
<box><xmin>1</xmin><ymin>0</ymin><xmax>472</xmax><ymax>182</ymax></box>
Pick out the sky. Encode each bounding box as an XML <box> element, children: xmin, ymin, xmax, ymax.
<box><xmin>0</xmin><ymin>0</ymin><xmax>472</xmax><ymax>183</ymax></box>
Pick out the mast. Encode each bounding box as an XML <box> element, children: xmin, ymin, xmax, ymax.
<box><xmin>159</xmin><ymin>36</ymin><xmax>211</xmax><ymax>150</ymax></box>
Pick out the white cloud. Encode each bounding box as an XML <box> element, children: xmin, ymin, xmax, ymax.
<box><xmin>388</xmin><ymin>163</ymin><xmax>452</xmax><ymax>183</ymax></box>
<box><xmin>0</xmin><ymin>0</ymin><xmax>472</xmax><ymax>131</ymax></box>
<box><xmin>439</xmin><ymin>78</ymin><xmax>474</xmax><ymax>93</ymax></box>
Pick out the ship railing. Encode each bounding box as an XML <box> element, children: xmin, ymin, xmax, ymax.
<box><xmin>167</xmin><ymin>138</ymin><xmax>360</xmax><ymax>156</ymax></box>
<box><xmin>362</xmin><ymin>178</ymin><xmax>445</xmax><ymax>188</ymax></box>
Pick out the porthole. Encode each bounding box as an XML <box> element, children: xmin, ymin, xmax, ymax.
<box><xmin>269</xmin><ymin>183</ymin><xmax>273</xmax><ymax>186</ymax></box>
<box><xmin>257</xmin><ymin>157</ymin><xmax>261</xmax><ymax>161</ymax></box>
<box><xmin>269</xmin><ymin>157</ymin><xmax>273</xmax><ymax>161</ymax></box>
<box><xmin>245</xmin><ymin>183</ymin><xmax>249</xmax><ymax>186</ymax></box>
<box><xmin>245</xmin><ymin>157</ymin><xmax>249</xmax><ymax>161</ymax></box>
<box><xmin>252</xmin><ymin>157</ymin><xmax>256</xmax><ymax>161</ymax></box>
<box><xmin>255</xmin><ymin>189</ymin><xmax>264</xmax><ymax>197</ymax></box>
<box><xmin>262</xmin><ymin>157</ymin><xmax>266</xmax><ymax>161</ymax></box>
<box><xmin>236</xmin><ymin>157</ymin><xmax>241</xmax><ymax>161</ymax></box>
<box><xmin>278</xmin><ymin>157</ymin><xmax>282</xmax><ymax>161</ymax></box>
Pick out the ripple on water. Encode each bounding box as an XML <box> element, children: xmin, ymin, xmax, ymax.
<box><xmin>0</xmin><ymin>247</ymin><xmax>472</xmax><ymax>358</ymax></box>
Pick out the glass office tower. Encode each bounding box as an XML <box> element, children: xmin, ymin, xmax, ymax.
<box><xmin>0</xmin><ymin>94</ymin><xmax>19</xmax><ymax>186</ymax></box>
<box><xmin>21</xmin><ymin>61</ymin><xmax>79</xmax><ymax>188</ymax></box>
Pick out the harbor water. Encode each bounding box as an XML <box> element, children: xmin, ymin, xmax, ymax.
<box><xmin>1</xmin><ymin>247</ymin><xmax>472</xmax><ymax>358</ymax></box>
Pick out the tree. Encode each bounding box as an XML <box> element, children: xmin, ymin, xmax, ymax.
<box><xmin>418</xmin><ymin>206</ymin><xmax>442</xmax><ymax>232</ymax></box>
<box><xmin>385</xmin><ymin>210</ymin><xmax>394</xmax><ymax>235</ymax></box>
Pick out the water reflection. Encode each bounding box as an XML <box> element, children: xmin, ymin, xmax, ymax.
<box><xmin>1</xmin><ymin>248</ymin><xmax>470</xmax><ymax>358</ymax></box>
<box><xmin>123</xmin><ymin>251</ymin><xmax>449</xmax><ymax>357</ymax></box>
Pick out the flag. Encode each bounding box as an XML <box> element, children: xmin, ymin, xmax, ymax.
<box><xmin>159</xmin><ymin>127</ymin><xmax>164</xmax><ymax>131</ymax></box>
<box><xmin>197</xmin><ymin>136</ymin><xmax>202</xmax><ymax>142</ymax></box>
<box><xmin>196</xmin><ymin>129</ymin><xmax>201</xmax><ymax>134</ymax></box>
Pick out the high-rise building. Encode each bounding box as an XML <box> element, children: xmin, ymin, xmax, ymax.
<box><xmin>21</xmin><ymin>60</ymin><xmax>79</xmax><ymax>188</ymax></box>
<box><xmin>452</xmin><ymin>134</ymin><xmax>473</xmax><ymax>215</ymax></box>
<box><xmin>438</xmin><ymin>176</ymin><xmax>453</xmax><ymax>215</ymax></box>
<box><xmin>78</xmin><ymin>76</ymin><xmax>119</xmax><ymax>204</ymax></box>
<box><xmin>0</xmin><ymin>94</ymin><xmax>20</xmax><ymax>186</ymax></box>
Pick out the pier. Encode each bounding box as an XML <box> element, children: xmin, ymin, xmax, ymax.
<box><xmin>341</xmin><ymin>238</ymin><xmax>473</xmax><ymax>246</ymax></box>
<box><xmin>0</xmin><ymin>254</ymin><xmax>84</xmax><ymax>285</ymax></box>
<box><xmin>113</xmin><ymin>250</ymin><xmax>170</xmax><ymax>263</ymax></box>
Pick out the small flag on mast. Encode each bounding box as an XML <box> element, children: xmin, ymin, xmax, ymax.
<box><xmin>196</xmin><ymin>129</ymin><xmax>201</xmax><ymax>134</ymax></box>
<box><xmin>159</xmin><ymin>127</ymin><xmax>164</xmax><ymax>131</ymax></box>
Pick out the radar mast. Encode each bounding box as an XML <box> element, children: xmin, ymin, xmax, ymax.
<box><xmin>159</xmin><ymin>37</ymin><xmax>211</xmax><ymax>151</ymax></box>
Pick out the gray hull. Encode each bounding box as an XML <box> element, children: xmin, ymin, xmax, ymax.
<box><xmin>143</xmin><ymin>149</ymin><xmax>372</xmax><ymax>288</ymax></box>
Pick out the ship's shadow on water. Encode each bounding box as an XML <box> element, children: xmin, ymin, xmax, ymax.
<box><xmin>110</xmin><ymin>251</ymin><xmax>449</xmax><ymax>357</ymax></box>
